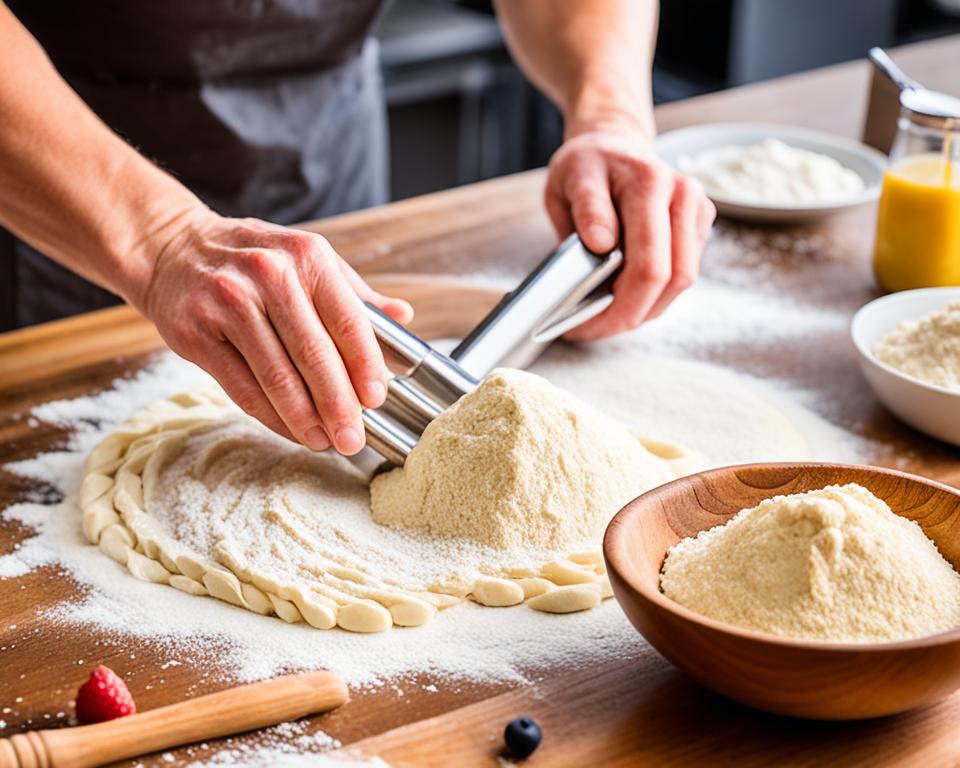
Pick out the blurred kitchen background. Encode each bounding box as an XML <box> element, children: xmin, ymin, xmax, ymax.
<box><xmin>379</xmin><ymin>0</ymin><xmax>960</xmax><ymax>200</ymax></box>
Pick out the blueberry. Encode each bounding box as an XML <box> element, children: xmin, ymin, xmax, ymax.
<box><xmin>504</xmin><ymin>716</ymin><xmax>542</xmax><ymax>759</ymax></box>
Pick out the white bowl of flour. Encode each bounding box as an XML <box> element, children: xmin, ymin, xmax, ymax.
<box><xmin>852</xmin><ymin>287</ymin><xmax>960</xmax><ymax>447</ymax></box>
<box><xmin>657</xmin><ymin>123</ymin><xmax>885</xmax><ymax>223</ymax></box>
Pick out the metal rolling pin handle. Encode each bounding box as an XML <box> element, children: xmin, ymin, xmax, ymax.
<box><xmin>360</xmin><ymin>303</ymin><xmax>480</xmax><ymax>467</ymax></box>
<box><xmin>450</xmin><ymin>234</ymin><xmax>623</xmax><ymax>378</ymax></box>
<box><xmin>360</xmin><ymin>408</ymin><xmax>418</xmax><ymax>467</ymax></box>
<box><xmin>532</xmin><ymin>274</ymin><xmax>618</xmax><ymax>342</ymax></box>
<box><xmin>365</xmin><ymin>302</ymin><xmax>479</xmax><ymax>407</ymax></box>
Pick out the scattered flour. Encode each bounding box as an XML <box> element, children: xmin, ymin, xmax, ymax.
<box><xmin>83</xmin><ymin>383</ymin><xmax>619</xmax><ymax>633</ymax></box>
<box><xmin>679</xmin><ymin>138</ymin><xmax>865</xmax><ymax>204</ymax></box>
<box><xmin>874</xmin><ymin>299</ymin><xmax>960</xmax><ymax>392</ymax></box>
<box><xmin>0</xmin><ymin>348</ymin><xmax>864</xmax><ymax>683</ymax></box>
<box><xmin>0</xmin><ymin>224</ymin><xmax>879</xmax><ymax>760</ymax></box>
<box><xmin>132</xmin><ymin>719</ymin><xmax>388</xmax><ymax>768</ymax></box>
<box><xmin>661</xmin><ymin>484</ymin><xmax>960</xmax><ymax>642</ymax></box>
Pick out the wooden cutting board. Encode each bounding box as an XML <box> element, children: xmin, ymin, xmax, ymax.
<box><xmin>2</xmin><ymin>35</ymin><xmax>960</xmax><ymax>766</ymax></box>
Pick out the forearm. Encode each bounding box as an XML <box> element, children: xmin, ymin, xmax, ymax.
<box><xmin>0</xmin><ymin>3</ymin><xmax>204</xmax><ymax>309</ymax></box>
<box><xmin>494</xmin><ymin>0</ymin><xmax>657</xmax><ymax>141</ymax></box>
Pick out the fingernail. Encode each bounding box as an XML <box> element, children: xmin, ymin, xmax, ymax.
<box><xmin>335</xmin><ymin>426</ymin><xmax>364</xmax><ymax>455</ymax></box>
<box><xmin>304</xmin><ymin>426</ymin><xmax>331</xmax><ymax>452</ymax></box>
<box><xmin>388</xmin><ymin>300</ymin><xmax>415</xmax><ymax>323</ymax></box>
<box><xmin>586</xmin><ymin>224</ymin><xmax>615</xmax><ymax>251</ymax></box>
<box><xmin>365</xmin><ymin>380</ymin><xmax>387</xmax><ymax>407</ymax></box>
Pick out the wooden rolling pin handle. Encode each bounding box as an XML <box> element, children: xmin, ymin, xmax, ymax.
<box><xmin>0</xmin><ymin>670</ymin><xmax>348</xmax><ymax>768</ymax></box>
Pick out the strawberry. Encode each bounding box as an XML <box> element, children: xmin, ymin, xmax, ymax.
<box><xmin>75</xmin><ymin>665</ymin><xmax>136</xmax><ymax>724</ymax></box>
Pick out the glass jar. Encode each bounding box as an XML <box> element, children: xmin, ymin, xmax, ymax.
<box><xmin>873</xmin><ymin>89</ymin><xmax>960</xmax><ymax>292</ymax></box>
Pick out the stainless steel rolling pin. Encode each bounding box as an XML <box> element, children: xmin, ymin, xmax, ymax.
<box><xmin>358</xmin><ymin>235</ymin><xmax>622</xmax><ymax>468</ymax></box>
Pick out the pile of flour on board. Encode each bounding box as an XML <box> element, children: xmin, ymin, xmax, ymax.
<box><xmin>661</xmin><ymin>484</ymin><xmax>960</xmax><ymax>642</ymax></box>
<box><xmin>874</xmin><ymin>299</ymin><xmax>960</xmax><ymax>392</ymax></box>
<box><xmin>679</xmin><ymin>138</ymin><xmax>865</xmax><ymax>204</ymax></box>
<box><xmin>371</xmin><ymin>368</ymin><xmax>680</xmax><ymax>549</ymax></box>
<box><xmin>0</xmin><ymin>225</ymin><xmax>875</xmax><ymax>739</ymax></box>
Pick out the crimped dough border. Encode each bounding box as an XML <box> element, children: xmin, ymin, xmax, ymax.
<box><xmin>80</xmin><ymin>391</ymin><xmax>614</xmax><ymax>633</ymax></box>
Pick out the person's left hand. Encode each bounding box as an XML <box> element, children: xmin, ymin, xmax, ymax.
<box><xmin>545</xmin><ymin>128</ymin><xmax>716</xmax><ymax>341</ymax></box>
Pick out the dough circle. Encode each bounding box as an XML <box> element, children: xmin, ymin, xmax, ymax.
<box><xmin>81</xmin><ymin>390</ymin><xmax>634</xmax><ymax>632</ymax></box>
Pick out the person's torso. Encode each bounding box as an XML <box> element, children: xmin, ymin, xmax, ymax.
<box><xmin>8</xmin><ymin>0</ymin><xmax>388</xmax><ymax>221</ymax></box>
<box><xmin>3</xmin><ymin>1</ymin><xmax>388</xmax><ymax>329</ymax></box>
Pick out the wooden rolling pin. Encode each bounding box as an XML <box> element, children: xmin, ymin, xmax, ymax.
<box><xmin>0</xmin><ymin>670</ymin><xmax>348</xmax><ymax>768</ymax></box>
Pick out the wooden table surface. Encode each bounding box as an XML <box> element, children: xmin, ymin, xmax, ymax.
<box><xmin>2</xmin><ymin>36</ymin><xmax>960</xmax><ymax>767</ymax></box>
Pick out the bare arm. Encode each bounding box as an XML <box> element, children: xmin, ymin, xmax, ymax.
<box><xmin>0</xmin><ymin>2</ymin><xmax>198</xmax><ymax>305</ymax></box>
<box><xmin>0</xmin><ymin>3</ymin><xmax>411</xmax><ymax>454</ymax></box>
<box><xmin>495</xmin><ymin>1</ymin><xmax>714</xmax><ymax>339</ymax></box>
<box><xmin>494</xmin><ymin>0</ymin><xmax>656</xmax><ymax>140</ymax></box>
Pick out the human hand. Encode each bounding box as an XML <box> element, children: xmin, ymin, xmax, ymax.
<box><xmin>139</xmin><ymin>211</ymin><xmax>413</xmax><ymax>455</ymax></box>
<box><xmin>545</xmin><ymin>129</ymin><xmax>715</xmax><ymax>341</ymax></box>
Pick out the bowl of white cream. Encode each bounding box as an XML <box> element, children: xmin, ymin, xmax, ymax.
<box><xmin>656</xmin><ymin>123</ymin><xmax>886</xmax><ymax>223</ymax></box>
<box><xmin>851</xmin><ymin>287</ymin><xmax>960</xmax><ymax>447</ymax></box>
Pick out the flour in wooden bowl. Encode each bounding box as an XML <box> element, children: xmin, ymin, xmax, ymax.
<box><xmin>660</xmin><ymin>484</ymin><xmax>960</xmax><ymax>643</ymax></box>
<box><xmin>874</xmin><ymin>300</ymin><xmax>960</xmax><ymax>392</ymax></box>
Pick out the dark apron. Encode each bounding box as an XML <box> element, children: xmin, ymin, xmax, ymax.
<box><xmin>1</xmin><ymin>0</ymin><xmax>387</xmax><ymax>330</ymax></box>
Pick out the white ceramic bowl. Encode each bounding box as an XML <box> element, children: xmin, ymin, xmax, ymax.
<box><xmin>656</xmin><ymin>123</ymin><xmax>887</xmax><ymax>223</ymax></box>
<box><xmin>851</xmin><ymin>287</ymin><xmax>960</xmax><ymax>447</ymax></box>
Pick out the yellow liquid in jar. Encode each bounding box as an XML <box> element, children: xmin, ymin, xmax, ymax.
<box><xmin>873</xmin><ymin>153</ymin><xmax>960</xmax><ymax>292</ymax></box>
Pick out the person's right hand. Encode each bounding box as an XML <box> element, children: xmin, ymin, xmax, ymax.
<box><xmin>138</xmin><ymin>210</ymin><xmax>413</xmax><ymax>456</ymax></box>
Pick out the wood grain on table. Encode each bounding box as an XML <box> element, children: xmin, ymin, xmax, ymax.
<box><xmin>2</xmin><ymin>36</ymin><xmax>960</xmax><ymax>767</ymax></box>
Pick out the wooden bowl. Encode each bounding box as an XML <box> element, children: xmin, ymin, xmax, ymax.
<box><xmin>603</xmin><ymin>462</ymin><xmax>960</xmax><ymax>720</ymax></box>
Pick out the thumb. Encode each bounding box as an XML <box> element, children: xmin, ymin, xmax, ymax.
<box><xmin>569</xmin><ymin>169</ymin><xmax>619</xmax><ymax>254</ymax></box>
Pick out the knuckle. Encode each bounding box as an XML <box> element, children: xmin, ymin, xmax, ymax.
<box><xmin>181</xmin><ymin>294</ymin><xmax>217</xmax><ymax>333</ymax></box>
<box><xmin>327</xmin><ymin>303</ymin><xmax>367</xmax><ymax>342</ymax></box>
<box><xmin>231</xmin><ymin>219</ymin><xmax>263</xmax><ymax>241</ymax></box>
<box><xmin>239</xmin><ymin>217</ymin><xmax>267</xmax><ymax>232</ymax></box>
<box><xmin>672</xmin><ymin>175</ymin><xmax>694</xmax><ymax>202</ymax></box>
<box><xmin>299</xmin><ymin>241</ymin><xmax>337</xmax><ymax>284</ymax></box>
<box><xmin>278</xmin><ymin>231</ymin><xmax>319</xmax><ymax>266</ymax></box>
<box><xmin>296</xmin><ymin>337</ymin><xmax>335</xmax><ymax>373</ymax></box>
<box><xmin>670</xmin><ymin>268</ymin><xmax>697</xmax><ymax>292</ymax></box>
<box><xmin>260</xmin><ymin>360</ymin><xmax>296</xmax><ymax>399</ymax></box>
<box><xmin>245</xmin><ymin>249</ymin><xmax>280</xmax><ymax>283</ymax></box>
<box><xmin>623</xmin><ymin>162</ymin><xmax>671</xmax><ymax>197</ymax></box>
<box><xmin>172</xmin><ymin>318</ymin><xmax>205</xmax><ymax>349</ymax></box>
<box><xmin>640</xmin><ymin>259</ymin><xmax>670</xmax><ymax>285</ymax></box>
<box><xmin>610</xmin><ymin>313</ymin><xmax>641</xmax><ymax>334</ymax></box>
<box><xmin>320</xmin><ymin>392</ymin><xmax>359</xmax><ymax>427</ymax></box>
<box><xmin>230</xmin><ymin>388</ymin><xmax>263</xmax><ymax>418</ymax></box>
<box><xmin>569</xmin><ymin>177</ymin><xmax>598</xmax><ymax>202</ymax></box>
<box><xmin>270</xmin><ymin>264</ymin><xmax>302</xmax><ymax>304</ymax></box>
<box><xmin>209</xmin><ymin>273</ymin><xmax>249</xmax><ymax>312</ymax></box>
<box><xmin>308</xmin><ymin>232</ymin><xmax>331</xmax><ymax>252</ymax></box>
<box><xmin>312</xmin><ymin>240</ymin><xmax>337</xmax><ymax>271</ymax></box>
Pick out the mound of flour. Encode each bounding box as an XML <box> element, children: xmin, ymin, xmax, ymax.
<box><xmin>679</xmin><ymin>138</ymin><xmax>865</xmax><ymax>204</ymax></box>
<box><xmin>371</xmin><ymin>369</ymin><xmax>677</xmax><ymax>550</ymax></box>
<box><xmin>661</xmin><ymin>483</ymin><xmax>960</xmax><ymax>642</ymax></box>
<box><xmin>874</xmin><ymin>300</ymin><xmax>960</xmax><ymax>392</ymax></box>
